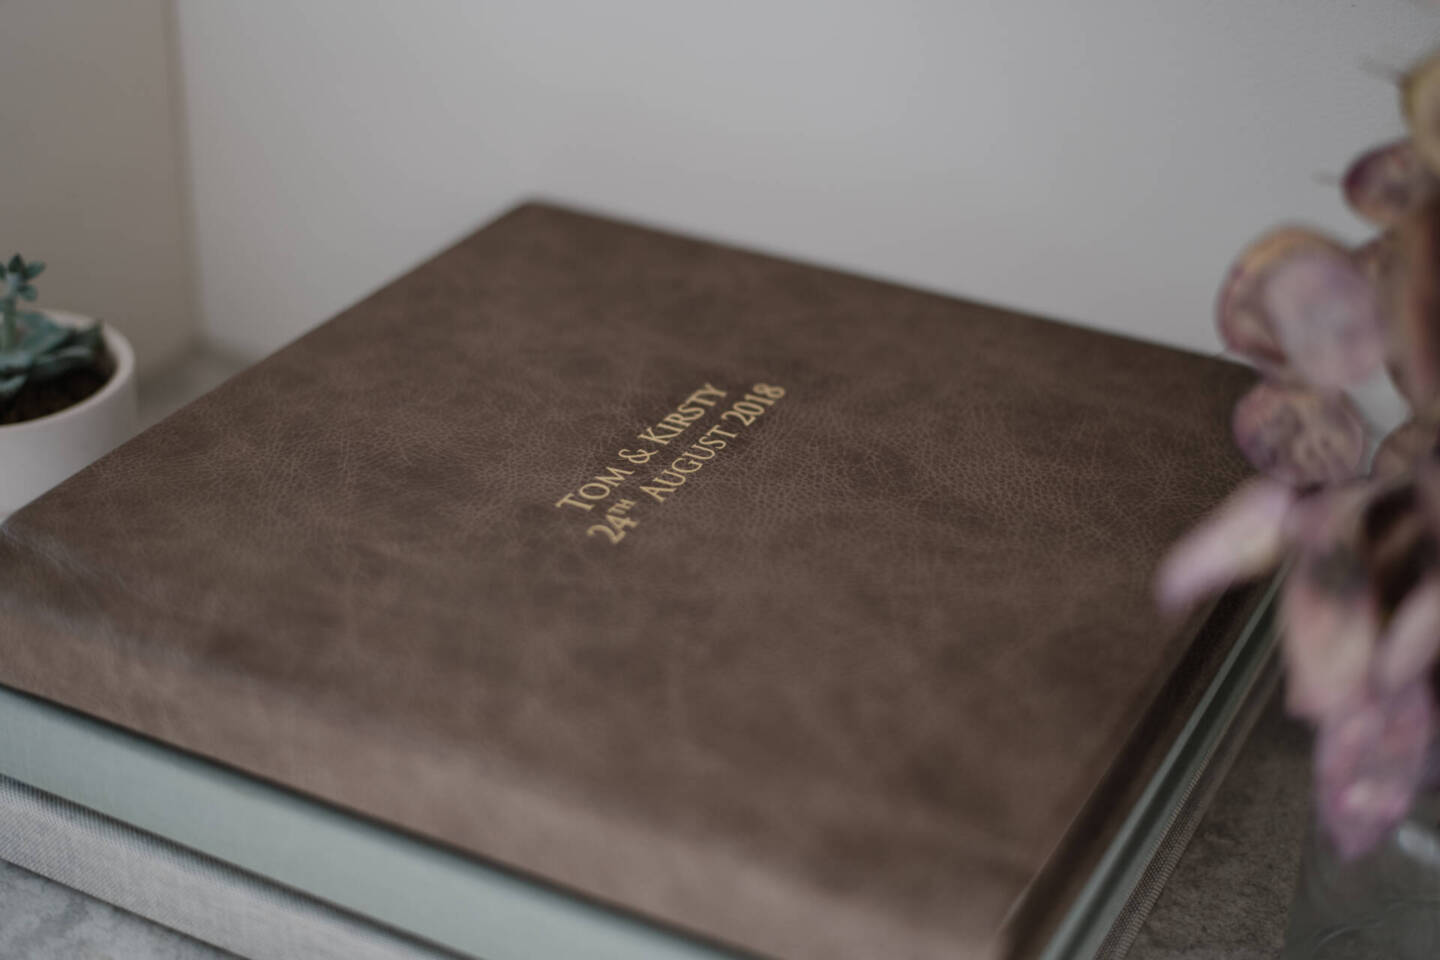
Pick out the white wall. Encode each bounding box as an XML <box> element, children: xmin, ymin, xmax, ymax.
<box><xmin>175</xmin><ymin>0</ymin><xmax>1440</xmax><ymax>359</ymax></box>
<box><xmin>0</xmin><ymin>0</ymin><xmax>194</xmax><ymax>375</ymax></box>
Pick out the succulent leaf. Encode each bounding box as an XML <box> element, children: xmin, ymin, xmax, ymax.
<box><xmin>1232</xmin><ymin>381</ymin><xmax>1368</xmax><ymax>486</ymax></box>
<box><xmin>0</xmin><ymin>257</ymin><xmax>106</xmax><ymax>410</ymax></box>
<box><xmin>20</xmin><ymin>320</ymin><xmax>70</xmax><ymax>358</ymax></box>
<box><xmin>31</xmin><ymin>343</ymin><xmax>104</xmax><ymax>380</ymax></box>
<box><xmin>0</xmin><ymin>319</ymin><xmax>104</xmax><ymax>413</ymax></box>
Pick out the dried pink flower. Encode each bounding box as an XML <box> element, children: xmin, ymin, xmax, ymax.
<box><xmin>1155</xmin><ymin>479</ymin><xmax>1294</xmax><ymax>615</ymax></box>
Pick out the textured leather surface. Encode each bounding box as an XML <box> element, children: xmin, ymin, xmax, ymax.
<box><xmin>0</xmin><ymin>203</ymin><xmax>1256</xmax><ymax>960</ymax></box>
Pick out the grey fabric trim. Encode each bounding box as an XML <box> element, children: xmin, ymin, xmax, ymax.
<box><xmin>0</xmin><ymin>773</ymin><xmax>463</xmax><ymax>960</ymax></box>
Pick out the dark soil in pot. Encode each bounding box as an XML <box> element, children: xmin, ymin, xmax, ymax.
<box><xmin>0</xmin><ymin>346</ymin><xmax>116</xmax><ymax>426</ymax></box>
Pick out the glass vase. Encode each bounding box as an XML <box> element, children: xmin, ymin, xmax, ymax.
<box><xmin>1282</xmin><ymin>789</ymin><xmax>1440</xmax><ymax>959</ymax></box>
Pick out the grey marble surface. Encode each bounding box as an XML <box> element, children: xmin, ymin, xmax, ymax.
<box><xmin>0</xmin><ymin>860</ymin><xmax>233</xmax><ymax>960</ymax></box>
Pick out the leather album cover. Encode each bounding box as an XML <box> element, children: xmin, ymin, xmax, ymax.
<box><xmin>0</xmin><ymin>202</ymin><xmax>1258</xmax><ymax>960</ymax></box>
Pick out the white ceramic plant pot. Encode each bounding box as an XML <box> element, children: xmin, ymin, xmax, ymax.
<box><xmin>0</xmin><ymin>310</ymin><xmax>138</xmax><ymax>520</ymax></box>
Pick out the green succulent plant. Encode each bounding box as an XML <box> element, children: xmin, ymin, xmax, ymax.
<box><xmin>0</xmin><ymin>254</ymin><xmax>105</xmax><ymax>407</ymax></box>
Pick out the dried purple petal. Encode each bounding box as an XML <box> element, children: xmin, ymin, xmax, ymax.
<box><xmin>1232</xmin><ymin>382</ymin><xmax>1368</xmax><ymax>487</ymax></box>
<box><xmin>1217</xmin><ymin>228</ymin><xmax>1341</xmax><ymax>371</ymax></box>
<box><xmin>1282</xmin><ymin>544</ymin><xmax>1379</xmax><ymax>721</ymax></box>
<box><xmin>1376</xmin><ymin>576</ymin><xmax>1440</xmax><ymax>691</ymax></box>
<box><xmin>1414</xmin><ymin>459</ymin><xmax>1440</xmax><ymax>519</ymax></box>
<box><xmin>1387</xmin><ymin>199</ymin><xmax>1440</xmax><ymax>416</ymax></box>
<box><xmin>1155</xmin><ymin>479</ymin><xmax>1295</xmax><ymax>614</ymax></box>
<box><xmin>1262</xmin><ymin>249</ymin><xmax>1384</xmax><ymax>388</ymax></box>
<box><xmin>1403</xmin><ymin>52</ymin><xmax>1440</xmax><ymax>177</ymax></box>
<box><xmin>1216</xmin><ymin>225</ymin><xmax>1382</xmax><ymax>388</ymax></box>
<box><xmin>1282</xmin><ymin>484</ymin><xmax>1383</xmax><ymax>720</ymax></box>
<box><xmin>1316</xmin><ymin>682</ymin><xmax>1435</xmax><ymax>859</ymax></box>
<box><xmin>1360</xmin><ymin>481</ymin><xmax>1437</xmax><ymax>615</ymax></box>
<box><xmin>1354</xmin><ymin>232</ymin><xmax>1400</xmax><ymax>289</ymax></box>
<box><xmin>1343</xmin><ymin>140</ymin><xmax>1437</xmax><ymax>227</ymax></box>
<box><xmin>1287</xmin><ymin>481</ymin><xmax>1378</xmax><ymax>548</ymax></box>
<box><xmin>1373</xmin><ymin>420</ymin><xmax>1439</xmax><ymax>479</ymax></box>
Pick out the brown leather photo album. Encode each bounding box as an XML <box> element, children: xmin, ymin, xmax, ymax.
<box><xmin>0</xmin><ymin>203</ymin><xmax>1263</xmax><ymax>959</ymax></box>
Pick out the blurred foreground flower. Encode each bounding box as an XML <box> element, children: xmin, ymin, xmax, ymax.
<box><xmin>1158</xmin><ymin>50</ymin><xmax>1440</xmax><ymax>859</ymax></box>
